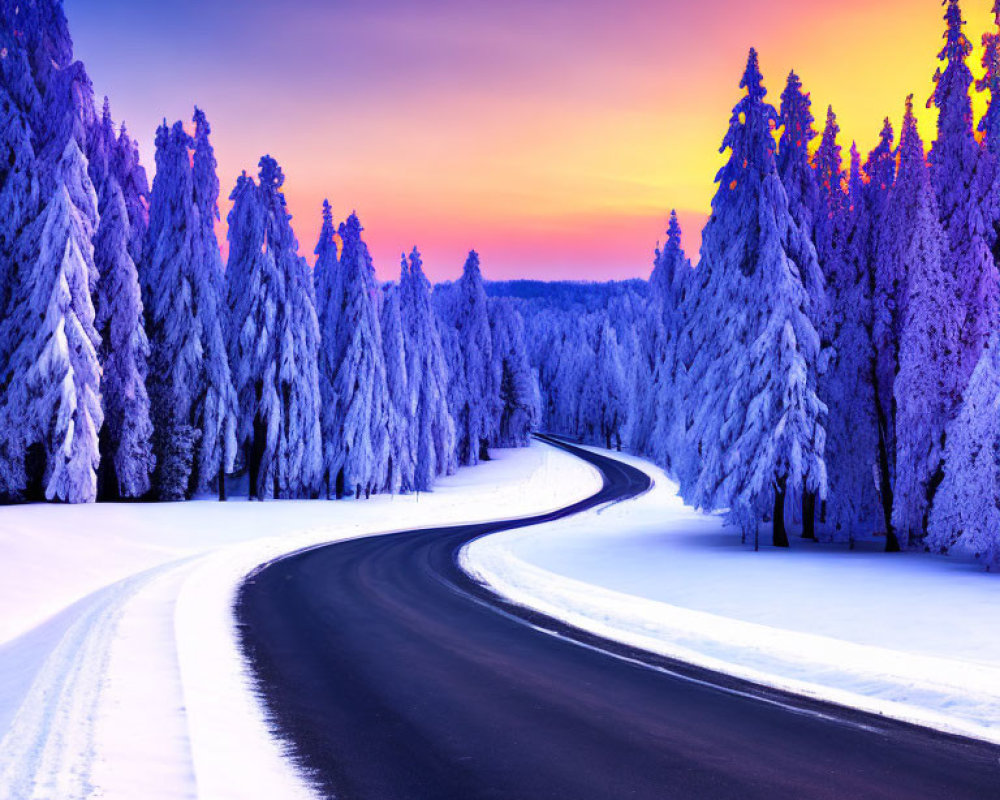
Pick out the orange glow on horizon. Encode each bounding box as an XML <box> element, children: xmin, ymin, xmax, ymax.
<box><xmin>72</xmin><ymin>0</ymin><xmax>999</xmax><ymax>282</ymax></box>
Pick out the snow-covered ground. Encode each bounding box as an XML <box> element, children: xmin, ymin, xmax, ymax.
<box><xmin>463</xmin><ymin>446</ymin><xmax>1000</xmax><ymax>746</ymax></box>
<box><xmin>0</xmin><ymin>443</ymin><xmax>602</xmax><ymax>800</ymax></box>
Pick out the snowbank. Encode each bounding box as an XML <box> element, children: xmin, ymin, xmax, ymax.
<box><xmin>462</xmin><ymin>446</ymin><xmax>1000</xmax><ymax>745</ymax></box>
<box><xmin>0</xmin><ymin>442</ymin><xmax>602</xmax><ymax>800</ymax></box>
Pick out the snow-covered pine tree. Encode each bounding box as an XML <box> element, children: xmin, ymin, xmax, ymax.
<box><xmin>580</xmin><ymin>316</ymin><xmax>627</xmax><ymax>450</ymax></box>
<box><xmin>632</xmin><ymin>218</ymin><xmax>673</xmax><ymax>459</ymax></box>
<box><xmin>313</xmin><ymin>199</ymin><xmax>337</xmax><ymax>315</ymax></box>
<box><xmin>489</xmin><ymin>297</ymin><xmax>538</xmax><ymax>448</ymax></box>
<box><xmin>979</xmin><ymin>2</ymin><xmax>1000</xmax><ymax>264</ymax></box>
<box><xmin>778</xmin><ymin>71</ymin><xmax>828</xmax><ymax>539</ymax></box>
<box><xmin>649</xmin><ymin>212</ymin><xmax>693</xmax><ymax>477</ymax></box>
<box><xmin>143</xmin><ymin>121</ymin><xmax>202</xmax><ymax>499</ymax></box>
<box><xmin>778</xmin><ymin>72</ymin><xmax>820</xmax><ymax>240</ymax></box>
<box><xmin>315</xmin><ymin>211</ymin><xmax>388</xmax><ymax>499</ymax></box>
<box><xmin>441</xmin><ymin>251</ymin><xmax>499</xmax><ymax>465</ymax></box>
<box><xmin>819</xmin><ymin>140</ymin><xmax>882</xmax><ymax>540</ymax></box>
<box><xmin>226</xmin><ymin>158</ymin><xmax>321</xmax><ymax>500</ymax></box>
<box><xmin>93</xmin><ymin>171</ymin><xmax>154</xmax><ymax>499</ymax></box>
<box><xmin>0</xmin><ymin>70</ymin><xmax>40</xmax><ymax>373</ymax></box>
<box><xmin>979</xmin><ymin>2</ymin><xmax>1000</xmax><ymax>156</ymax></box>
<box><xmin>865</xmin><ymin>119</ymin><xmax>901</xmax><ymax>547</ymax></box>
<box><xmin>685</xmin><ymin>49</ymin><xmax>826</xmax><ymax>548</ymax></box>
<box><xmin>400</xmin><ymin>248</ymin><xmax>457</xmax><ymax>490</ymax></box>
<box><xmin>381</xmin><ymin>280</ymin><xmax>414</xmax><ymax>494</ymax></box>
<box><xmin>1</xmin><ymin>112</ymin><xmax>103</xmax><ymax>502</ymax></box>
<box><xmin>113</xmin><ymin>123</ymin><xmax>149</xmax><ymax>265</ymax></box>
<box><xmin>929</xmin><ymin>333</ymin><xmax>1000</xmax><ymax>569</ymax></box>
<box><xmin>190</xmin><ymin>108</ymin><xmax>238</xmax><ymax>498</ymax></box>
<box><xmin>812</xmin><ymin>107</ymin><xmax>845</xmax><ymax>270</ymax></box>
<box><xmin>892</xmin><ymin>96</ymin><xmax>962</xmax><ymax>547</ymax></box>
<box><xmin>928</xmin><ymin>0</ymin><xmax>999</xmax><ymax>387</ymax></box>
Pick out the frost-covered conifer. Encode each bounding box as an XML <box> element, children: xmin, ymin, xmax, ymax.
<box><xmin>929</xmin><ymin>334</ymin><xmax>1000</xmax><ymax>569</ymax></box>
<box><xmin>313</xmin><ymin>200</ymin><xmax>338</xmax><ymax>313</ymax></box>
<box><xmin>114</xmin><ymin>124</ymin><xmax>148</xmax><ymax>265</ymax></box>
<box><xmin>440</xmin><ymin>251</ymin><xmax>499</xmax><ymax>465</ymax></box>
<box><xmin>929</xmin><ymin>0</ymin><xmax>999</xmax><ymax>386</ymax></box>
<box><xmin>864</xmin><ymin>119</ymin><xmax>902</xmax><ymax>545</ymax></box>
<box><xmin>684</xmin><ymin>49</ymin><xmax>826</xmax><ymax>547</ymax></box>
<box><xmin>820</xmin><ymin>141</ymin><xmax>882</xmax><ymax>539</ymax></box>
<box><xmin>1</xmin><ymin>131</ymin><xmax>102</xmax><ymax>502</ymax></box>
<box><xmin>226</xmin><ymin>158</ymin><xmax>320</xmax><ymax>500</ymax></box>
<box><xmin>778</xmin><ymin>73</ymin><xmax>825</xmax><ymax>323</ymax></box>
<box><xmin>649</xmin><ymin>212</ymin><xmax>692</xmax><ymax>476</ymax></box>
<box><xmin>581</xmin><ymin>317</ymin><xmax>627</xmax><ymax>450</ymax></box>
<box><xmin>892</xmin><ymin>98</ymin><xmax>962</xmax><ymax>547</ymax></box>
<box><xmin>381</xmin><ymin>281</ymin><xmax>415</xmax><ymax>493</ymax></box>
<box><xmin>489</xmin><ymin>298</ymin><xmax>538</xmax><ymax>447</ymax></box>
<box><xmin>400</xmin><ymin>248</ymin><xmax>457</xmax><ymax>489</ymax></box>
<box><xmin>979</xmin><ymin>4</ymin><xmax>1000</xmax><ymax>266</ymax></box>
<box><xmin>979</xmin><ymin>3</ymin><xmax>1000</xmax><ymax>156</ymax></box>
<box><xmin>93</xmin><ymin>173</ymin><xmax>154</xmax><ymax>498</ymax></box>
<box><xmin>315</xmin><ymin>211</ymin><xmax>388</xmax><ymax>498</ymax></box>
<box><xmin>143</xmin><ymin>121</ymin><xmax>202</xmax><ymax>499</ymax></box>
<box><xmin>143</xmin><ymin>112</ymin><xmax>237</xmax><ymax>499</ymax></box>
<box><xmin>813</xmin><ymin>107</ymin><xmax>844</xmax><ymax>273</ymax></box>
<box><xmin>0</xmin><ymin>80</ymin><xmax>40</xmax><ymax>362</ymax></box>
<box><xmin>190</xmin><ymin>108</ymin><xmax>238</xmax><ymax>496</ymax></box>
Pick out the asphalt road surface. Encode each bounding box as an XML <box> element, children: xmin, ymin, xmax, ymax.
<box><xmin>237</xmin><ymin>437</ymin><xmax>1000</xmax><ymax>799</ymax></box>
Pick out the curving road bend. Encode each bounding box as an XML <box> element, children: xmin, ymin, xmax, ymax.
<box><xmin>236</xmin><ymin>437</ymin><xmax>1000</xmax><ymax>799</ymax></box>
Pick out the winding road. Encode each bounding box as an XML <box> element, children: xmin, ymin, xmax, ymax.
<box><xmin>237</xmin><ymin>437</ymin><xmax>1000</xmax><ymax>799</ymax></box>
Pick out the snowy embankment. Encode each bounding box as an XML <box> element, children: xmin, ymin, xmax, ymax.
<box><xmin>462</xmin><ymin>446</ymin><xmax>1000</xmax><ymax>746</ymax></box>
<box><xmin>0</xmin><ymin>443</ymin><xmax>602</xmax><ymax>800</ymax></box>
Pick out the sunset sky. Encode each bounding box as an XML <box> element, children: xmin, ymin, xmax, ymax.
<box><xmin>68</xmin><ymin>0</ymin><xmax>997</xmax><ymax>282</ymax></box>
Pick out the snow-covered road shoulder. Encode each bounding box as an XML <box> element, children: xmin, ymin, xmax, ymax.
<box><xmin>0</xmin><ymin>442</ymin><xmax>602</xmax><ymax>800</ymax></box>
<box><xmin>461</xmin><ymin>446</ymin><xmax>1000</xmax><ymax>746</ymax></box>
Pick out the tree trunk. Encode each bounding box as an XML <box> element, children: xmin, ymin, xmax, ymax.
<box><xmin>249</xmin><ymin>414</ymin><xmax>267</xmax><ymax>501</ymax></box>
<box><xmin>247</xmin><ymin>442</ymin><xmax>259</xmax><ymax>502</ymax></box>
<box><xmin>773</xmin><ymin>477</ymin><xmax>789</xmax><ymax>548</ymax></box>
<box><xmin>218</xmin><ymin>469</ymin><xmax>227</xmax><ymax>502</ymax></box>
<box><xmin>873</xmin><ymin>383</ymin><xmax>900</xmax><ymax>552</ymax></box>
<box><xmin>802</xmin><ymin>491</ymin><xmax>817</xmax><ymax>540</ymax></box>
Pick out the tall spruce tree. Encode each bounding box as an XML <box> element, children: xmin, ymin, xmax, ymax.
<box><xmin>980</xmin><ymin>3</ymin><xmax>1000</xmax><ymax>264</ymax></box>
<box><xmin>441</xmin><ymin>251</ymin><xmax>499</xmax><ymax>465</ymax></box>
<box><xmin>0</xmin><ymin>24</ymin><xmax>103</xmax><ymax>503</ymax></box>
<box><xmin>820</xmin><ymin>140</ymin><xmax>882</xmax><ymax>539</ymax></box>
<box><xmin>929</xmin><ymin>333</ymin><xmax>1000</xmax><ymax>569</ymax></box>
<box><xmin>778</xmin><ymin>70</ymin><xmax>826</xmax><ymax>538</ymax></box>
<box><xmin>489</xmin><ymin>298</ymin><xmax>538</xmax><ymax>448</ymax></box>
<box><xmin>892</xmin><ymin>97</ymin><xmax>962</xmax><ymax>547</ymax></box>
<box><xmin>93</xmin><ymin>166</ymin><xmax>154</xmax><ymax>499</ymax></box>
<box><xmin>649</xmin><ymin>212</ymin><xmax>693</xmax><ymax>478</ymax></box>
<box><xmin>928</xmin><ymin>0</ymin><xmax>999</xmax><ymax>387</ymax></box>
<box><xmin>143</xmin><ymin>121</ymin><xmax>201</xmax><ymax>499</ymax></box>
<box><xmin>315</xmin><ymin>211</ymin><xmax>389</xmax><ymax>498</ymax></box>
<box><xmin>685</xmin><ymin>49</ymin><xmax>826</xmax><ymax>547</ymax></box>
<box><xmin>581</xmin><ymin>316</ymin><xmax>627</xmax><ymax>450</ymax></box>
<box><xmin>382</xmin><ymin>280</ymin><xmax>415</xmax><ymax>493</ymax></box>
<box><xmin>114</xmin><ymin>123</ymin><xmax>149</xmax><ymax>265</ymax></box>
<box><xmin>1</xmin><ymin>120</ymin><xmax>103</xmax><ymax>502</ymax></box>
<box><xmin>190</xmin><ymin>108</ymin><xmax>238</xmax><ymax>497</ymax></box>
<box><xmin>226</xmin><ymin>158</ymin><xmax>320</xmax><ymax>500</ymax></box>
<box><xmin>400</xmin><ymin>248</ymin><xmax>457</xmax><ymax>490</ymax></box>
<box><xmin>865</xmin><ymin>119</ymin><xmax>901</xmax><ymax>547</ymax></box>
